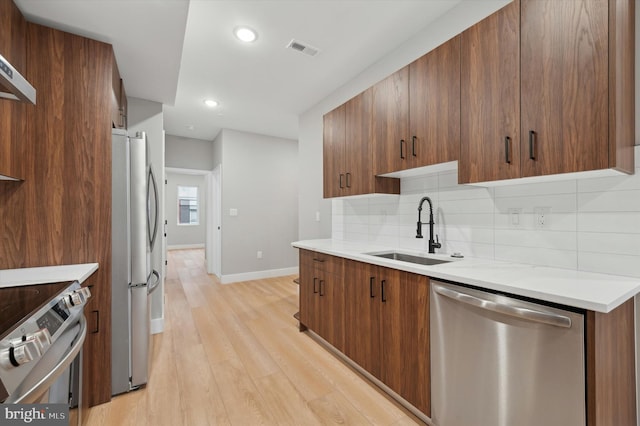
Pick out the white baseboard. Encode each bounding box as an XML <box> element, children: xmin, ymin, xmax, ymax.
<box><xmin>221</xmin><ymin>266</ymin><xmax>299</xmax><ymax>284</ymax></box>
<box><xmin>151</xmin><ymin>317</ymin><xmax>164</xmax><ymax>334</ymax></box>
<box><xmin>167</xmin><ymin>243</ymin><xmax>205</xmax><ymax>250</ymax></box>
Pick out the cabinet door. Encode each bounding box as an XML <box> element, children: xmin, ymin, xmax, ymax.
<box><xmin>521</xmin><ymin>0</ymin><xmax>609</xmax><ymax>177</ymax></box>
<box><xmin>0</xmin><ymin>0</ymin><xmax>27</xmax><ymax>179</ymax></box>
<box><xmin>409</xmin><ymin>36</ymin><xmax>460</xmax><ymax>169</ymax></box>
<box><xmin>380</xmin><ymin>269</ymin><xmax>430</xmax><ymax>416</ymax></box>
<box><xmin>323</xmin><ymin>104</ymin><xmax>346</xmax><ymax>198</ymax></box>
<box><xmin>120</xmin><ymin>80</ymin><xmax>128</xmax><ymax>129</ymax></box>
<box><xmin>372</xmin><ymin>67</ymin><xmax>410</xmax><ymax>175</ymax></box>
<box><xmin>317</xmin><ymin>265</ymin><xmax>345</xmax><ymax>352</ymax></box>
<box><xmin>459</xmin><ymin>0</ymin><xmax>520</xmax><ymax>183</ymax></box>
<box><xmin>344</xmin><ymin>88</ymin><xmax>373</xmax><ymax>196</ymax></box>
<box><xmin>299</xmin><ymin>250</ymin><xmax>317</xmax><ymax>330</ymax></box>
<box><xmin>344</xmin><ymin>259</ymin><xmax>380</xmax><ymax>376</ymax></box>
<box><xmin>111</xmin><ymin>55</ymin><xmax>122</xmax><ymax>128</ymax></box>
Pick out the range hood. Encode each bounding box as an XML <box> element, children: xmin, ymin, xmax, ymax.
<box><xmin>0</xmin><ymin>53</ymin><xmax>36</xmax><ymax>104</ymax></box>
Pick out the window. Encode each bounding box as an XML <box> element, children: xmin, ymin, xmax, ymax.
<box><xmin>177</xmin><ymin>185</ymin><xmax>199</xmax><ymax>225</ymax></box>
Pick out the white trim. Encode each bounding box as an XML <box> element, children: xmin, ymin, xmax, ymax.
<box><xmin>167</xmin><ymin>243</ymin><xmax>205</xmax><ymax>250</ymax></box>
<box><xmin>151</xmin><ymin>317</ymin><xmax>164</xmax><ymax>334</ymax></box>
<box><xmin>465</xmin><ymin>167</ymin><xmax>629</xmax><ymax>187</ymax></box>
<box><xmin>220</xmin><ymin>266</ymin><xmax>299</xmax><ymax>284</ymax></box>
<box><xmin>165</xmin><ymin>166</ymin><xmax>210</xmax><ymax>175</ymax></box>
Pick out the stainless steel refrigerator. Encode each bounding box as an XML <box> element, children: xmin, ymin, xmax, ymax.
<box><xmin>111</xmin><ymin>128</ymin><xmax>160</xmax><ymax>395</ymax></box>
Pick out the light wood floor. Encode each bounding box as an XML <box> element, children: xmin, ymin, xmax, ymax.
<box><xmin>85</xmin><ymin>249</ymin><xmax>421</xmax><ymax>426</ymax></box>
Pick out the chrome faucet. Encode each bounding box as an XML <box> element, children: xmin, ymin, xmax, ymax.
<box><xmin>416</xmin><ymin>196</ymin><xmax>441</xmax><ymax>254</ymax></box>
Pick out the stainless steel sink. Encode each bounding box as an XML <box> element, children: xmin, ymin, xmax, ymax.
<box><xmin>367</xmin><ymin>251</ymin><xmax>451</xmax><ymax>266</ymax></box>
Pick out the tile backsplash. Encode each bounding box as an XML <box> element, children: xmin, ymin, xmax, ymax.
<box><xmin>332</xmin><ymin>146</ymin><xmax>640</xmax><ymax>279</ymax></box>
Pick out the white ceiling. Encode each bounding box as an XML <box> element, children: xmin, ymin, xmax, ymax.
<box><xmin>15</xmin><ymin>0</ymin><xmax>461</xmax><ymax>142</ymax></box>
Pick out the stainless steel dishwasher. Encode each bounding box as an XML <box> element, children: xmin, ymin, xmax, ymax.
<box><xmin>430</xmin><ymin>280</ymin><xmax>585</xmax><ymax>426</ymax></box>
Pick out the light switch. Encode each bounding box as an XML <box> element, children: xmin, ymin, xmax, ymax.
<box><xmin>508</xmin><ymin>208</ymin><xmax>522</xmax><ymax>228</ymax></box>
<box><xmin>229</xmin><ymin>208</ymin><xmax>238</xmax><ymax>216</ymax></box>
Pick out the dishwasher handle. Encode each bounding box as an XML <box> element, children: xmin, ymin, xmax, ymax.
<box><xmin>432</xmin><ymin>283</ymin><xmax>572</xmax><ymax>328</ymax></box>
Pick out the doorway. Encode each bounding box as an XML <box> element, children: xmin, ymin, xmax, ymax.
<box><xmin>164</xmin><ymin>166</ymin><xmax>221</xmax><ymax>277</ymax></box>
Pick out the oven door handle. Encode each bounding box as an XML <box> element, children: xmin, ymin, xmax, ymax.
<box><xmin>5</xmin><ymin>315</ymin><xmax>87</xmax><ymax>404</ymax></box>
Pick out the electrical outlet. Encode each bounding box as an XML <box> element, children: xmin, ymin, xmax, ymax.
<box><xmin>315</xmin><ymin>211</ymin><xmax>321</xmax><ymax>222</ymax></box>
<box><xmin>534</xmin><ymin>207</ymin><xmax>551</xmax><ymax>229</ymax></box>
<box><xmin>257</xmin><ymin>251</ymin><xmax>263</xmax><ymax>259</ymax></box>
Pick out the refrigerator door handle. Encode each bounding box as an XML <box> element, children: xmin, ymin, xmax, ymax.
<box><xmin>147</xmin><ymin>166</ymin><xmax>159</xmax><ymax>252</ymax></box>
<box><xmin>432</xmin><ymin>283</ymin><xmax>572</xmax><ymax>328</ymax></box>
<box><xmin>147</xmin><ymin>270</ymin><xmax>161</xmax><ymax>295</ymax></box>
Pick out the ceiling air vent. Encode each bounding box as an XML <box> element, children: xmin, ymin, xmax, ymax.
<box><xmin>286</xmin><ymin>39</ymin><xmax>320</xmax><ymax>57</ymax></box>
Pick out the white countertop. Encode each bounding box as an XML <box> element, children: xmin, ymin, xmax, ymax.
<box><xmin>292</xmin><ymin>239</ymin><xmax>640</xmax><ymax>313</ymax></box>
<box><xmin>0</xmin><ymin>263</ymin><xmax>99</xmax><ymax>288</ymax></box>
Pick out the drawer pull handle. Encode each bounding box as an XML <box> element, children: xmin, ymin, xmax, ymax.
<box><xmin>504</xmin><ymin>136</ymin><xmax>511</xmax><ymax>164</ymax></box>
<box><xmin>529</xmin><ymin>130</ymin><xmax>536</xmax><ymax>160</ymax></box>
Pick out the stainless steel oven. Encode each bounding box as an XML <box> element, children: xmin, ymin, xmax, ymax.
<box><xmin>0</xmin><ymin>280</ymin><xmax>91</xmax><ymax>425</ymax></box>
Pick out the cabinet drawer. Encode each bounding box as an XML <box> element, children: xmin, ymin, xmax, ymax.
<box><xmin>310</xmin><ymin>252</ymin><xmax>341</xmax><ymax>275</ymax></box>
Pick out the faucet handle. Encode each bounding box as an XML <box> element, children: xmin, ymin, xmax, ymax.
<box><xmin>434</xmin><ymin>234</ymin><xmax>442</xmax><ymax>248</ymax></box>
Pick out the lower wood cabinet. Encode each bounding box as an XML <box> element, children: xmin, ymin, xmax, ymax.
<box><xmin>299</xmin><ymin>249</ymin><xmax>636</xmax><ymax>424</ymax></box>
<box><xmin>299</xmin><ymin>250</ymin><xmax>345</xmax><ymax>352</ymax></box>
<box><xmin>343</xmin><ymin>259</ymin><xmax>430</xmax><ymax>416</ymax></box>
<box><xmin>299</xmin><ymin>250</ymin><xmax>430</xmax><ymax>416</ymax></box>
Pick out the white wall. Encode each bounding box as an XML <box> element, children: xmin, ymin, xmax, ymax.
<box><xmin>165</xmin><ymin>172</ymin><xmax>206</xmax><ymax>249</ymax></box>
<box><xmin>217</xmin><ymin>129</ymin><xmax>298</xmax><ymax>282</ymax></box>
<box><xmin>333</xmin><ymin>146</ymin><xmax>640</xmax><ymax>279</ymax></box>
<box><xmin>165</xmin><ymin>134</ymin><xmax>214</xmax><ymax>170</ymax></box>
<box><xmin>127</xmin><ymin>97</ymin><xmax>165</xmax><ymax>332</ymax></box>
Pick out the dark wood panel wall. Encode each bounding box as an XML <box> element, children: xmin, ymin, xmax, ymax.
<box><xmin>0</xmin><ymin>21</ymin><xmax>113</xmax><ymax>406</ymax></box>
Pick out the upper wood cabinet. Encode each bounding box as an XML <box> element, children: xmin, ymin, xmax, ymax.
<box><xmin>373</xmin><ymin>37</ymin><xmax>460</xmax><ymax>175</ymax></box>
<box><xmin>372</xmin><ymin>67</ymin><xmax>409</xmax><ymax>174</ymax></box>
<box><xmin>460</xmin><ymin>0</ymin><xmax>634</xmax><ymax>184</ymax></box>
<box><xmin>323</xmin><ymin>88</ymin><xmax>399</xmax><ymax>198</ymax></box>
<box><xmin>409</xmin><ymin>35</ymin><xmax>460</xmax><ymax>170</ymax></box>
<box><xmin>520</xmin><ymin>0</ymin><xmax>633</xmax><ymax>177</ymax></box>
<box><xmin>323</xmin><ymin>103</ymin><xmax>346</xmax><ymax>198</ymax></box>
<box><xmin>111</xmin><ymin>56</ymin><xmax>127</xmax><ymax>129</ymax></box>
<box><xmin>0</xmin><ymin>0</ymin><xmax>27</xmax><ymax>179</ymax></box>
<box><xmin>0</xmin><ymin>0</ymin><xmax>25</xmax><ymax>66</ymax></box>
<box><xmin>460</xmin><ymin>0</ymin><xmax>520</xmax><ymax>183</ymax></box>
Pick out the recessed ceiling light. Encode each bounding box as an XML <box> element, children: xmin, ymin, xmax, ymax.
<box><xmin>204</xmin><ymin>99</ymin><xmax>218</xmax><ymax>108</ymax></box>
<box><xmin>234</xmin><ymin>26</ymin><xmax>257</xmax><ymax>43</ymax></box>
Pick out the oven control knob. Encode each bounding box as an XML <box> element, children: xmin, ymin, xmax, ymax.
<box><xmin>10</xmin><ymin>329</ymin><xmax>51</xmax><ymax>353</ymax></box>
<box><xmin>31</xmin><ymin>329</ymin><xmax>52</xmax><ymax>352</ymax></box>
<box><xmin>0</xmin><ymin>342</ymin><xmax>38</xmax><ymax>369</ymax></box>
<box><xmin>77</xmin><ymin>287</ymin><xmax>92</xmax><ymax>300</ymax></box>
<box><xmin>62</xmin><ymin>287</ymin><xmax>91</xmax><ymax>308</ymax></box>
